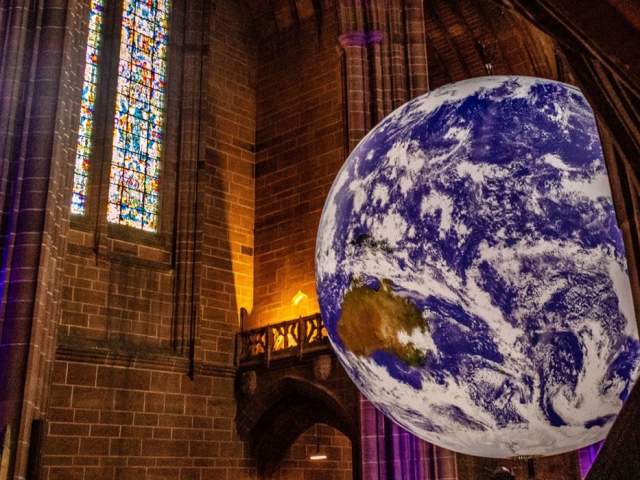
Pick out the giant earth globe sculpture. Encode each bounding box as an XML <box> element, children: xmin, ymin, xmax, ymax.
<box><xmin>315</xmin><ymin>76</ymin><xmax>640</xmax><ymax>458</ymax></box>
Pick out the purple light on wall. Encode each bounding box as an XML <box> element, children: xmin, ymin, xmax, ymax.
<box><xmin>338</xmin><ymin>30</ymin><xmax>383</xmax><ymax>47</ymax></box>
<box><xmin>578</xmin><ymin>441</ymin><xmax>604</xmax><ymax>478</ymax></box>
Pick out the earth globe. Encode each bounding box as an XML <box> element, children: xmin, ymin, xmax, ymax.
<box><xmin>315</xmin><ymin>76</ymin><xmax>640</xmax><ymax>458</ymax></box>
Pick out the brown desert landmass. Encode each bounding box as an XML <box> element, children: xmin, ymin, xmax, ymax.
<box><xmin>338</xmin><ymin>279</ymin><xmax>427</xmax><ymax>366</ymax></box>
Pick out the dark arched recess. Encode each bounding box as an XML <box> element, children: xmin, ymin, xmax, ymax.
<box><xmin>247</xmin><ymin>376</ymin><xmax>360</xmax><ymax>477</ymax></box>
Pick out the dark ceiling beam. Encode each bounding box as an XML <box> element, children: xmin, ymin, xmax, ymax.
<box><xmin>424</xmin><ymin>0</ymin><xmax>471</xmax><ymax>80</ymax></box>
<box><xmin>423</xmin><ymin>0</ymin><xmax>557</xmax><ymax>89</ymax></box>
<box><xmin>426</xmin><ymin>32</ymin><xmax>454</xmax><ymax>85</ymax></box>
<box><xmin>433</xmin><ymin>1</ymin><xmax>475</xmax><ymax>78</ymax></box>
<box><xmin>472</xmin><ymin>0</ymin><xmax>512</xmax><ymax>73</ymax></box>
<box><xmin>446</xmin><ymin>0</ymin><xmax>490</xmax><ymax>75</ymax></box>
<box><xmin>492</xmin><ymin>0</ymin><xmax>640</xmax><ymax>95</ymax></box>
<box><xmin>511</xmin><ymin>12</ymin><xmax>552</xmax><ymax>78</ymax></box>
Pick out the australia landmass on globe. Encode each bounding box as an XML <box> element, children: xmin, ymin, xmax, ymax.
<box><xmin>338</xmin><ymin>278</ymin><xmax>427</xmax><ymax>366</ymax></box>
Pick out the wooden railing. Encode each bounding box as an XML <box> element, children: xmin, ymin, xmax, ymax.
<box><xmin>236</xmin><ymin>313</ymin><xmax>330</xmax><ymax>367</ymax></box>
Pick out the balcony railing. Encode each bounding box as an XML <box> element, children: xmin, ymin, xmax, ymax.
<box><xmin>236</xmin><ymin>313</ymin><xmax>330</xmax><ymax>367</ymax></box>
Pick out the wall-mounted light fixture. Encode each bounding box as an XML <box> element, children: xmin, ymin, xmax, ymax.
<box><xmin>309</xmin><ymin>424</ymin><xmax>327</xmax><ymax>461</ymax></box>
<box><xmin>291</xmin><ymin>290</ymin><xmax>308</xmax><ymax>307</ymax></box>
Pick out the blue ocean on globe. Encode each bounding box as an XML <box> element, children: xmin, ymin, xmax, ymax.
<box><xmin>315</xmin><ymin>76</ymin><xmax>640</xmax><ymax>458</ymax></box>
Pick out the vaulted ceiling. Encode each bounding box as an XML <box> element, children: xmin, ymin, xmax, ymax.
<box><xmin>242</xmin><ymin>0</ymin><xmax>640</xmax><ymax>96</ymax></box>
<box><xmin>242</xmin><ymin>0</ymin><xmax>321</xmax><ymax>39</ymax></box>
<box><xmin>241</xmin><ymin>0</ymin><xmax>557</xmax><ymax>89</ymax></box>
<box><xmin>423</xmin><ymin>0</ymin><xmax>556</xmax><ymax>88</ymax></box>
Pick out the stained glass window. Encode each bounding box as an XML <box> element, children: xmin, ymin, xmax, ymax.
<box><xmin>71</xmin><ymin>0</ymin><xmax>105</xmax><ymax>215</ymax></box>
<box><xmin>108</xmin><ymin>0</ymin><xmax>170</xmax><ymax>232</ymax></box>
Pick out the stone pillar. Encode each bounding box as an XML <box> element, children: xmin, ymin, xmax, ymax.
<box><xmin>337</xmin><ymin>0</ymin><xmax>429</xmax><ymax>151</ymax></box>
<box><xmin>432</xmin><ymin>444</ymin><xmax>458</xmax><ymax>479</ymax></box>
<box><xmin>0</xmin><ymin>0</ymin><xmax>75</xmax><ymax>477</ymax></box>
<box><xmin>339</xmin><ymin>30</ymin><xmax>375</xmax><ymax>151</ymax></box>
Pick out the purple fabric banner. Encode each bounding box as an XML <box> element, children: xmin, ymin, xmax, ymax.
<box><xmin>578</xmin><ymin>441</ymin><xmax>604</xmax><ymax>479</ymax></box>
<box><xmin>360</xmin><ymin>395</ymin><xmax>458</xmax><ymax>479</ymax></box>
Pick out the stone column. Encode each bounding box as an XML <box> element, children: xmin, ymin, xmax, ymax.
<box><xmin>0</xmin><ymin>0</ymin><xmax>76</xmax><ymax>477</ymax></box>
<box><xmin>432</xmin><ymin>444</ymin><xmax>458</xmax><ymax>480</ymax></box>
<box><xmin>337</xmin><ymin>0</ymin><xmax>429</xmax><ymax>151</ymax></box>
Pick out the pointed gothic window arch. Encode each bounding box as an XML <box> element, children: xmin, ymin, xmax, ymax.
<box><xmin>72</xmin><ymin>0</ymin><xmax>170</xmax><ymax>232</ymax></box>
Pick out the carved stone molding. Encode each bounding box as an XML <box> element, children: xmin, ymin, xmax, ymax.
<box><xmin>313</xmin><ymin>354</ymin><xmax>333</xmax><ymax>381</ymax></box>
<box><xmin>240</xmin><ymin>370</ymin><xmax>258</xmax><ymax>397</ymax></box>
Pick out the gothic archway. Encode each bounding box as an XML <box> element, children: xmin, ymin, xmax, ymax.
<box><xmin>243</xmin><ymin>376</ymin><xmax>359</xmax><ymax>476</ymax></box>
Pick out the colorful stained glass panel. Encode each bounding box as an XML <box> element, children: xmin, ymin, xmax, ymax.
<box><xmin>71</xmin><ymin>0</ymin><xmax>105</xmax><ymax>215</ymax></box>
<box><xmin>108</xmin><ymin>0</ymin><xmax>169</xmax><ymax>232</ymax></box>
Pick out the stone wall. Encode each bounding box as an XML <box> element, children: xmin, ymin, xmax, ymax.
<box><xmin>251</xmin><ymin>0</ymin><xmax>345</xmax><ymax>327</ymax></box>
<box><xmin>41</xmin><ymin>0</ymin><xmax>258</xmax><ymax>478</ymax></box>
